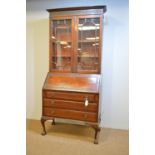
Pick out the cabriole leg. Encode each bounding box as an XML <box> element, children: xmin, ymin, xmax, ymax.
<box><xmin>94</xmin><ymin>126</ymin><xmax>101</xmax><ymax>144</ymax></box>
<box><xmin>41</xmin><ymin>117</ymin><xmax>47</xmax><ymax>135</ymax></box>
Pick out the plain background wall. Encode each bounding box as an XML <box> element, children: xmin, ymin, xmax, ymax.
<box><xmin>26</xmin><ymin>0</ymin><xmax>129</xmax><ymax>130</ymax></box>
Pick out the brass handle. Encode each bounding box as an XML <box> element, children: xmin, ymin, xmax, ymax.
<box><xmin>84</xmin><ymin>97</ymin><xmax>89</xmax><ymax>107</ymax></box>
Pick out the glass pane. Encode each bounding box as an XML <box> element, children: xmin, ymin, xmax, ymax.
<box><xmin>51</xmin><ymin>19</ymin><xmax>72</xmax><ymax>71</ymax></box>
<box><xmin>77</xmin><ymin>18</ymin><xmax>100</xmax><ymax>72</ymax></box>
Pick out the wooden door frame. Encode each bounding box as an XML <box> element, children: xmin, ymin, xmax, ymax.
<box><xmin>49</xmin><ymin>16</ymin><xmax>75</xmax><ymax>72</ymax></box>
<box><xmin>74</xmin><ymin>15</ymin><xmax>102</xmax><ymax>74</ymax></box>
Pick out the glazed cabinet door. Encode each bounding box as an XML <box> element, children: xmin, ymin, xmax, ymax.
<box><xmin>75</xmin><ymin>15</ymin><xmax>102</xmax><ymax>73</ymax></box>
<box><xmin>50</xmin><ymin>17</ymin><xmax>74</xmax><ymax>72</ymax></box>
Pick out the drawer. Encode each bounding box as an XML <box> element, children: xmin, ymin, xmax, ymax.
<box><xmin>43</xmin><ymin>98</ymin><xmax>98</xmax><ymax>112</ymax></box>
<box><xmin>43</xmin><ymin>107</ymin><xmax>97</xmax><ymax>122</ymax></box>
<box><xmin>43</xmin><ymin>91</ymin><xmax>98</xmax><ymax>102</ymax></box>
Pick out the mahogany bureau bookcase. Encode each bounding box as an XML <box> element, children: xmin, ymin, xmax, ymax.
<box><xmin>41</xmin><ymin>6</ymin><xmax>107</xmax><ymax>144</ymax></box>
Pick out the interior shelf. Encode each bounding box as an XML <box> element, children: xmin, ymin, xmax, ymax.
<box><xmin>52</xmin><ymin>56</ymin><xmax>71</xmax><ymax>57</ymax></box>
<box><xmin>55</xmin><ymin>25</ymin><xmax>71</xmax><ymax>29</ymax></box>
<box><xmin>78</xmin><ymin>40</ymin><xmax>99</xmax><ymax>43</ymax></box>
<box><xmin>52</xmin><ymin>40</ymin><xmax>72</xmax><ymax>43</ymax></box>
<box><xmin>77</xmin><ymin>70</ymin><xmax>98</xmax><ymax>73</ymax></box>
<box><xmin>78</xmin><ymin>56</ymin><xmax>99</xmax><ymax>58</ymax></box>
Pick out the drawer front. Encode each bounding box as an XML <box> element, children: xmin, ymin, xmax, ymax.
<box><xmin>43</xmin><ymin>98</ymin><xmax>97</xmax><ymax>112</ymax></box>
<box><xmin>43</xmin><ymin>107</ymin><xmax>97</xmax><ymax>122</ymax></box>
<box><xmin>43</xmin><ymin>91</ymin><xmax>97</xmax><ymax>102</ymax></box>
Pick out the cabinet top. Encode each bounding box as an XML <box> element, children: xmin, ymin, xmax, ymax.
<box><xmin>47</xmin><ymin>5</ymin><xmax>107</xmax><ymax>13</ymax></box>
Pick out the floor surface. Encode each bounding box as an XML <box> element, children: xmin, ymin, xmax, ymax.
<box><xmin>26</xmin><ymin>119</ymin><xmax>129</xmax><ymax>155</ymax></box>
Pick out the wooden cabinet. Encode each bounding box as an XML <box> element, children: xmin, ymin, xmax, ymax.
<box><xmin>41</xmin><ymin>6</ymin><xmax>107</xmax><ymax>144</ymax></box>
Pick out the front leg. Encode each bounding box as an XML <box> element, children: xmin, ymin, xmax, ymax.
<box><xmin>41</xmin><ymin>117</ymin><xmax>47</xmax><ymax>135</ymax></box>
<box><xmin>94</xmin><ymin>126</ymin><xmax>101</xmax><ymax>144</ymax></box>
